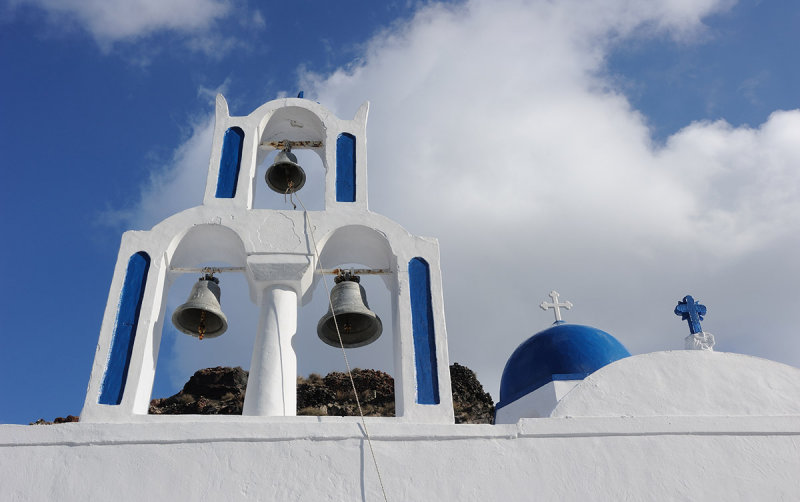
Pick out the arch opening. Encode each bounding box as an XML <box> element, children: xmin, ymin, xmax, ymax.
<box><xmin>294</xmin><ymin>262</ymin><xmax>396</xmax><ymax>417</ymax></box>
<box><xmin>150</xmin><ymin>225</ymin><xmax>255</xmax><ymax>414</ymax></box>
<box><xmin>254</xmin><ymin>148</ymin><xmax>325</xmax><ymax>211</ymax></box>
<box><xmin>293</xmin><ymin>225</ymin><xmax>398</xmax><ymax>416</ymax></box>
<box><xmin>150</xmin><ymin>265</ymin><xmax>258</xmax><ymax>413</ymax></box>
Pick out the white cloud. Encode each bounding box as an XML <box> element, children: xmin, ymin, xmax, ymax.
<box><xmin>657</xmin><ymin>112</ymin><xmax>800</xmax><ymax>256</ymax></box>
<box><xmin>300</xmin><ymin>0</ymin><xmax>800</xmax><ymax>395</ymax></box>
<box><xmin>129</xmin><ymin>0</ymin><xmax>800</xmax><ymax>399</ymax></box>
<box><xmin>114</xmin><ymin>113</ymin><xmax>214</xmax><ymax>231</ymax></box>
<box><xmin>13</xmin><ymin>0</ymin><xmax>231</xmax><ymax>46</ymax></box>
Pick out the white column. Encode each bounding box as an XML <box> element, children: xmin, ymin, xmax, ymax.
<box><xmin>243</xmin><ymin>284</ymin><xmax>298</xmax><ymax>416</ymax></box>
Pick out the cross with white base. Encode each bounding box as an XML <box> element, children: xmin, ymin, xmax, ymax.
<box><xmin>540</xmin><ymin>290</ymin><xmax>573</xmax><ymax>323</ymax></box>
<box><xmin>674</xmin><ymin>295</ymin><xmax>707</xmax><ymax>335</ymax></box>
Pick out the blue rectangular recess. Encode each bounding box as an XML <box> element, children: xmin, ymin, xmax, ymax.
<box><xmin>215</xmin><ymin>127</ymin><xmax>244</xmax><ymax>198</ymax></box>
<box><xmin>409</xmin><ymin>257</ymin><xmax>440</xmax><ymax>404</ymax></box>
<box><xmin>98</xmin><ymin>251</ymin><xmax>150</xmax><ymax>405</ymax></box>
<box><xmin>336</xmin><ymin>133</ymin><xmax>356</xmax><ymax>202</ymax></box>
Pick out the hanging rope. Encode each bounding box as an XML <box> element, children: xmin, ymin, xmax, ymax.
<box><xmin>284</xmin><ymin>182</ymin><xmax>297</xmax><ymax>210</ymax></box>
<box><xmin>291</xmin><ymin>191</ymin><xmax>389</xmax><ymax>502</ymax></box>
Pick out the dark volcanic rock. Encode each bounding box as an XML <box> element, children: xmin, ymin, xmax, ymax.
<box><xmin>36</xmin><ymin>364</ymin><xmax>495</xmax><ymax>423</ymax></box>
<box><xmin>144</xmin><ymin>363</ymin><xmax>493</xmax><ymax>422</ymax></box>
<box><xmin>450</xmin><ymin>363</ymin><xmax>495</xmax><ymax>424</ymax></box>
<box><xmin>299</xmin><ymin>369</ymin><xmax>396</xmax><ymax>417</ymax></box>
<box><xmin>29</xmin><ymin>415</ymin><xmax>79</xmax><ymax>425</ymax></box>
<box><xmin>149</xmin><ymin>366</ymin><xmax>248</xmax><ymax>415</ymax></box>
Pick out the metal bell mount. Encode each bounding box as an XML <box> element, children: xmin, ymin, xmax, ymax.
<box><xmin>172</xmin><ymin>274</ymin><xmax>228</xmax><ymax>340</ymax></box>
<box><xmin>317</xmin><ymin>272</ymin><xmax>383</xmax><ymax>348</ymax></box>
<box><xmin>265</xmin><ymin>140</ymin><xmax>306</xmax><ymax>193</ymax></box>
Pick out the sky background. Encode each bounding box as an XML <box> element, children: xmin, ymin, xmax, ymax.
<box><xmin>1</xmin><ymin>0</ymin><xmax>799</xmax><ymax>424</ymax></box>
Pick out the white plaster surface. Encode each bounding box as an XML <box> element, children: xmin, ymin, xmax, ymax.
<box><xmin>243</xmin><ymin>285</ymin><xmax>298</xmax><ymax>416</ymax></box>
<box><xmin>552</xmin><ymin>351</ymin><xmax>800</xmax><ymax>417</ymax></box>
<box><xmin>495</xmin><ymin>380</ymin><xmax>581</xmax><ymax>423</ymax></box>
<box><xmin>2</xmin><ymin>417</ymin><xmax>798</xmax><ymax>501</ymax></box>
<box><xmin>685</xmin><ymin>331</ymin><xmax>715</xmax><ymax>350</ymax></box>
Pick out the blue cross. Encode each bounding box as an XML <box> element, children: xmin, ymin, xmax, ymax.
<box><xmin>674</xmin><ymin>295</ymin><xmax>707</xmax><ymax>334</ymax></box>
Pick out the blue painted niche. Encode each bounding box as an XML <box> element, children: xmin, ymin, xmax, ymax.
<box><xmin>215</xmin><ymin>127</ymin><xmax>244</xmax><ymax>198</ymax></box>
<box><xmin>98</xmin><ymin>251</ymin><xmax>150</xmax><ymax>405</ymax></box>
<box><xmin>336</xmin><ymin>133</ymin><xmax>356</xmax><ymax>202</ymax></box>
<box><xmin>409</xmin><ymin>257</ymin><xmax>440</xmax><ymax>405</ymax></box>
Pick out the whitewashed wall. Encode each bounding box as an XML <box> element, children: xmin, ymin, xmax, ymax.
<box><xmin>7</xmin><ymin>350</ymin><xmax>799</xmax><ymax>500</ymax></box>
<box><xmin>2</xmin><ymin>417</ymin><xmax>798</xmax><ymax>501</ymax></box>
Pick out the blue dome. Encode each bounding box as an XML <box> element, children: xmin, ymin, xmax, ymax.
<box><xmin>498</xmin><ymin>323</ymin><xmax>630</xmax><ymax>408</ymax></box>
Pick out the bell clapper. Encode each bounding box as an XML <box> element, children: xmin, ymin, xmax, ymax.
<box><xmin>197</xmin><ymin>272</ymin><xmax>212</xmax><ymax>340</ymax></box>
<box><xmin>197</xmin><ymin>310</ymin><xmax>206</xmax><ymax>340</ymax></box>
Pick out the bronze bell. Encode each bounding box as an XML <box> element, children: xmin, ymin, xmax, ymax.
<box><xmin>317</xmin><ymin>273</ymin><xmax>382</xmax><ymax>348</ymax></box>
<box><xmin>172</xmin><ymin>275</ymin><xmax>228</xmax><ymax>340</ymax></box>
<box><xmin>265</xmin><ymin>141</ymin><xmax>306</xmax><ymax>193</ymax></box>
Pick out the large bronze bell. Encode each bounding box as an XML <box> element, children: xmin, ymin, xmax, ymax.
<box><xmin>317</xmin><ymin>273</ymin><xmax>382</xmax><ymax>348</ymax></box>
<box><xmin>265</xmin><ymin>142</ymin><xmax>306</xmax><ymax>193</ymax></box>
<box><xmin>172</xmin><ymin>275</ymin><xmax>228</xmax><ymax>340</ymax></box>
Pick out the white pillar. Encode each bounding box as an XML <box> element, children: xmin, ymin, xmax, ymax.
<box><xmin>243</xmin><ymin>284</ymin><xmax>298</xmax><ymax>416</ymax></box>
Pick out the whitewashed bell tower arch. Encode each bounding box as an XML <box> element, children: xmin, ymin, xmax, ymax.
<box><xmin>82</xmin><ymin>95</ymin><xmax>454</xmax><ymax>424</ymax></box>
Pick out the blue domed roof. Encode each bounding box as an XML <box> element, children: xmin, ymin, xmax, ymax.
<box><xmin>498</xmin><ymin>323</ymin><xmax>630</xmax><ymax>408</ymax></box>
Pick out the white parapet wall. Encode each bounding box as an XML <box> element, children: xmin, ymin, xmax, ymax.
<box><xmin>495</xmin><ymin>379</ymin><xmax>581</xmax><ymax>423</ymax></box>
<box><xmin>2</xmin><ymin>417</ymin><xmax>799</xmax><ymax>501</ymax></box>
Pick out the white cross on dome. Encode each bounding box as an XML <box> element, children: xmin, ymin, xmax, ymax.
<box><xmin>540</xmin><ymin>290</ymin><xmax>573</xmax><ymax>323</ymax></box>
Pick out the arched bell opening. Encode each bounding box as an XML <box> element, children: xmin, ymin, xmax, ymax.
<box><xmin>167</xmin><ymin>224</ymin><xmax>248</xmax><ymax>271</ymax></box>
<box><xmin>149</xmin><ymin>225</ymin><xmax>257</xmax><ymax>414</ymax></box>
<box><xmin>294</xmin><ymin>263</ymin><xmax>395</xmax><ymax>417</ymax></box>
<box><xmin>254</xmin><ymin>105</ymin><xmax>327</xmax><ymax>211</ymax></box>
<box><xmin>293</xmin><ymin>224</ymin><xmax>398</xmax><ymax>417</ymax></box>
<box><xmin>254</xmin><ymin>148</ymin><xmax>326</xmax><ymax>211</ymax></box>
<box><xmin>257</xmin><ymin>105</ymin><xmax>326</xmax><ymax>144</ymax></box>
<box><xmin>150</xmin><ymin>266</ymin><xmax>258</xmax><ymax>412</ymax></box>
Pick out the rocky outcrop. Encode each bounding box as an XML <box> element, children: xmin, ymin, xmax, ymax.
<box><xmin>35</xmin><ymin>364</ymin><xmax>494</xmax><ymax>424</ymax></box>
<box><xmin>149</xmin><ymin>364</ymin><xmax>494</xmax><ymax>423</ymax></box>
<box><xmin>148</xmin><ymin>366</ymin><xmax>248</xmax><ymax>415</ymax></box>
<box><xmin>449</xmin><ymin>363</ymin><xmax>495</xmax><ymax>424</ymax></box>
<box><xmin>297</xmin><ymin>369</ymin><xmax>397</xmax><ymax>417</ymax></box>
<box><xmin>29</xmin><ymin>415</ymin><xmax>79</xmax><ymax>425</ymax></box>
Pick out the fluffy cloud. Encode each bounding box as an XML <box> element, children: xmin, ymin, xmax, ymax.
<box><xmin>121</xmin><ymin>113</ymin><xmax>214</xmax><ymax>230</ymax></box>
<box><xmin>301</xmin><ymin>0</ymin><xmax>800</xmax><ymax>394</ymax></box>
<box><xmin>13</xmin><ymin>0</ymin><xmax>234</xmax><ymax>48</ymax></box>
<box><xmin>126</xmin><ymin>0</ymin><xmax>800</xmax><ymax>397</ymax></box>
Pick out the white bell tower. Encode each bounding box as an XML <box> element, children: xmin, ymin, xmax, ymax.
<box><xmin>81</xmin><ymin>95</ymin><xmax>454</xmax><ymax>424</ymax></box>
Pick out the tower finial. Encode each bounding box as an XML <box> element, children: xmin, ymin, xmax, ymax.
<box><xmin>540</xmin><ymin>290</ymin><xmax>572</xmax><ymax>323</ymax></box>
<box><xmin>674</xmin><ymin>295</ymin><xmax>706</xmax><ymax>334</ymax></box>
<box><xmin>675</xmin><ymin>295</ymin><xmax>715</xmax><ymax>351</ymax></box>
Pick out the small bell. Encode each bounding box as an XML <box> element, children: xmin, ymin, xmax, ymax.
<box><xmin>265</xmin><ymin>141</ymin><xmax>306</xmax><ymax>193</ymax></box>
<box><xmin>317</xmin><ymin>273</ymin><xmax>383</xmax><ymax>348</ymax></box>
<box><xmin>172</xmin><ymin>275</ymin><xmax>228</xmax><ymax>339</ymax></box>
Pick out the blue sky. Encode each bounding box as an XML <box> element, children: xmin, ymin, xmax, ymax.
<box><xmin>1</xmin><ymin>0</ymin><xmax>798</xmax><ymax>425</ymax></box>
